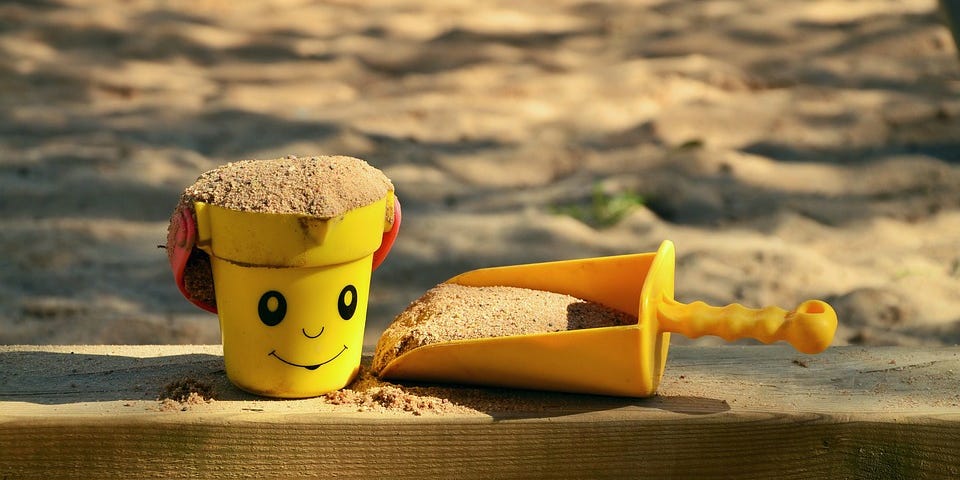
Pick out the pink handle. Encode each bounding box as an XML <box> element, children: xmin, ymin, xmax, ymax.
<box><xmin>169</xmin><ymin>206</ymin><xmax>217</xmax><ymax>313</ymax></box>
<box><xmin>372</xmin><ymin>197</ymin><xmax>401</xmax><ymax>271</ymax></box>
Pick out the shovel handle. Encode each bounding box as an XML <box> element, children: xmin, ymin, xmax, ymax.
<box><xmin>656</xmin><ymin>297</ymin><xmax>837</xmax><ymax>354</ymax></box>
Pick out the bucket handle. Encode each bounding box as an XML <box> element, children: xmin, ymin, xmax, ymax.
<box><xmin>372</xmin><ymin>197</ymin><xmax>401</xmax><ymax>271</ymax></box>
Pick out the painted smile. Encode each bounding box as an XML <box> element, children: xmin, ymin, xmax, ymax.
<box><xmin>268</xmin><ymin>345</ymin><xmax>348</xmax><ymax>371</ymax></box>
<box><xmin>302</xmin><ymin>326</ymin><xmax>324</xmax><ymax>339</ymax></box>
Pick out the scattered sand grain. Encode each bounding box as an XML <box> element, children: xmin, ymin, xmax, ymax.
<box><xmin>326</xmin><ymin>366</ymin><xmax>475</xmax><ymax>415</ymax></box>
<box><xmin>158</xmin><ymin>377</ymin><xmax>217</xmax><ymax>411</ymax></box>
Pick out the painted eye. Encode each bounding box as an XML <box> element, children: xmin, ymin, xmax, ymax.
<box><xmin>258</xmin><ymin>291</ymin><xmax>287</xmax><ymax>326</ymax></box>
<box><xmin>338</xmin><ymin>285</ymin><xmax>358</xmax><ymax>320</ymax></box>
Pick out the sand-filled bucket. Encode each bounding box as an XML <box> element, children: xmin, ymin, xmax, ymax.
<box><xmin>167</xmin><ymin>156</ymin><xmax>400</xmax><ymax>398</ymax></box>
<box><xmin>192</xmin><ymin>194</ymin><xmax>396</xmax><ymax>398</ymax></box>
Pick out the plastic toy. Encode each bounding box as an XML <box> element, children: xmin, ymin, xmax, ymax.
<box><xmin>377</xmin><ymin>240</ymin><xmax>836</xmax><ymax>397</ymax></box>
<box><xmin>169</xmin><ymin>192</ymin><xmax>401</xmax><ymax>398</ymax></box>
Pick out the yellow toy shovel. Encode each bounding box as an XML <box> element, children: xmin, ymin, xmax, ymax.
<box><xmin>376</xmin><ymin>240</ymin><xmax>837</xmax><ymax>397</ymax></box>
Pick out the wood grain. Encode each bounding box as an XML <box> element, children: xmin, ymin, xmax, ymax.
<box><xmin>1</xmin><ymin>345</ymin><xmax>958</xmax><ymax>479</ymax></box>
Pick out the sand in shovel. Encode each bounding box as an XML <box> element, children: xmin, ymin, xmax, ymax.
<box><xmin>372</xmin><ymin>283</ymin><xmax>637</xmax><ymax>374</ymax></box>
<box><xmin>167</xmin><ymin>154</ymin><xmax>394</xmax><ymax>308</ymax></box>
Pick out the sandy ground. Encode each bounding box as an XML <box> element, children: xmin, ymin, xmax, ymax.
<box><xmin>1</xmin><ymin>0</ymin><xmax>959</xmax><ymax>349</ymax></box>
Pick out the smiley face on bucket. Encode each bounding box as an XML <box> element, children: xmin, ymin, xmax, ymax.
<box><xmin>211</xmin><ymin>257</ymin><xmax>371</xmax><ymax>397</ymax></box>
<box><xmin>258</xmin><ymin>286</ymin><xmax>358</xmax><ymax>371</ymax></box>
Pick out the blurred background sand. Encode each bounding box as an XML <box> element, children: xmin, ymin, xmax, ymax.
<box><xmin>1</xmin><ymin>0</ymin><xmax>958</xmax><ymax>348</ymax></box>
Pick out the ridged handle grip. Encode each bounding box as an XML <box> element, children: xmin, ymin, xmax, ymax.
<box><xmin>657</xmin><ymin>298</ymin><xmax>838</xmax><ymax>354</ymax></box>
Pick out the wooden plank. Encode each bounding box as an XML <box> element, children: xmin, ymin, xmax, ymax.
<box><xmin>1</xmin><ymin>345</ymin><xmax>959</xmax><ymax>479</ymax></box>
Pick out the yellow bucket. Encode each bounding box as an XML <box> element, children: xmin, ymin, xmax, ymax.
<box><xmin>193</xmin><ymin>193</ymin><xmax>395</xmax><ymax>398</ymax></box>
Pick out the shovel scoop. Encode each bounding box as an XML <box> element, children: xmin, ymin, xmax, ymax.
<box><xmin>375</xmin><ymin>240</ymin><xmax>837</xmax><ymax>397</ymax></box>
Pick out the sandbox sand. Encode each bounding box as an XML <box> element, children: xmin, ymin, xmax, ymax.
<box><xmin>1</xmin><ymin>0</ymin><xmax>959</xmax><ymax>349</ymax></box>
<box><xmin>372</xmin><ymin>283</ymin><xmax>636</xmax><ymax>373</ymax></box>
<box><xmin>177</xmin><ymin>154</ymin><xmax>393</xmax><ymax>217</ymax></box>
